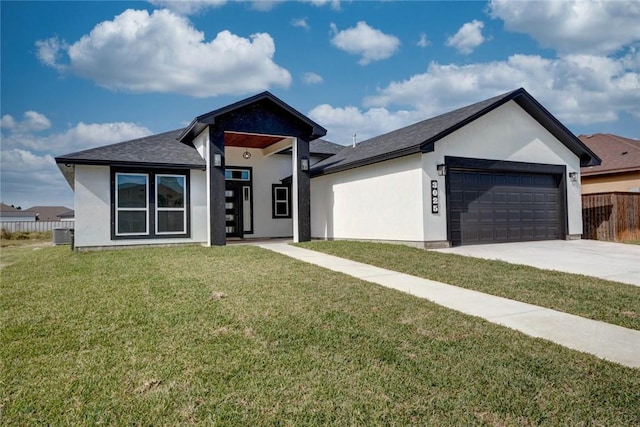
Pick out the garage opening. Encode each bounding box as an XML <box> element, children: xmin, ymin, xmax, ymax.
<box><xmin>445</xmin><ymin>157</ymin><xmax>566</xmax><ymax>246</ymax></box>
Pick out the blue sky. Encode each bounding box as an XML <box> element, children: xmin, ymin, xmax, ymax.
<box><xmin>1</xmin><ymin>0</ymin><xmax>639</xmax><ymax>209</ymax></box>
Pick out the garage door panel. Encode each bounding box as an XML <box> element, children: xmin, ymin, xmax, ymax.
<box><xmin>448</xmin><ymin>168</ymin><xmax>563</xmax><ymax>246</ymax></box>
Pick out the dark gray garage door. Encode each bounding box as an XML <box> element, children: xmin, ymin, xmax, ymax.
<box><xmin>448</xmin><ymin>168</ymin><xmax>563</xmax><ymax>246</ymax></box>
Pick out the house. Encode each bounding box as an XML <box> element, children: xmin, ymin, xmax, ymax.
<box><xmin>25</xmin><ymin>205</ymin><xmax>74</xmax><ymax>222</ymax></box>
<box><xmin>0</xmin><ymin>203</ymin><xmax>38</xmax><ymax>222</ymax></box>
<box><xmin>578</xmin><ymin>133</ymin><xmax>640</xmax><ymax>194</ymax></box>
<box><xmin>56</xmin><ymin>92</ymin><xmax>331</xmax><ymax>248</ymax></box>
<box><xmin>57</xmin><ymin>209</ymin><xmax>75</xmax><ymax>222</ymax></box>
<box><xmin>56</xmin><ymin>88</ymin><xmax>600</xmax><ymax>250</ymax></box>
<box><xmin>310</xmin><ymin>89</ymin><xmax>600</xmax><ymax>247</ymax></box>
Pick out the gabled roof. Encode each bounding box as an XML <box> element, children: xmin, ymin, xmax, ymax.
<box><xmin>55</xmin><ymin>129</ymin><xmax>206</xmax><ymax>169</ymax></box>
<box><xmin>312</xmin><ymin>88</ymin><xmax>601</xmax><ymax>176</ymax></box>
<box><xmin>579</xmin><ymin>133</ymin><xmax>640</xmax><ymax>176</ymax></box>
<box><xmin>25</xmin><ymin>206</ymin><xmax>73</xmax><ymax>221</ymax></box>
<box><xmin>57</xmin><ymin>209</ymin><xmax>75</xmax><ymax>219</ymax></box>
<box><xmin>0</xmin><ymin>203</ymin><xmax>38</xmax><ymax>219</ymax></box>
<box><xmin>179</xmin><ymin>91</ymin><xmax>327</xmax><ymax>143</ymax></box>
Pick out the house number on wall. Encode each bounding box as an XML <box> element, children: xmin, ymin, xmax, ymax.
<box><xmin>431</xmin><ymin>180</ymin><xmax>439</xmax><ymax>214</ymax></box>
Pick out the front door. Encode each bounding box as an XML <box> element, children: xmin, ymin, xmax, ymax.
<box><xmin>225</xmin><ymin>183</ymin><xmax>243</xmax><ymax>238</ymax></box>
<box><xmin>225</xmin><ymin>167</ymin><xmax>253</xmax><ymax>238</ymax></box>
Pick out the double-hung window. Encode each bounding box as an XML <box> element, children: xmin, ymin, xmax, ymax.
<box><xmin>115</xmin><ymin>173</ymin><xmax>149</xmax><ymax>235</ymax></box>
<box><xmin>112</xmin><ymin>169</ymin><xmax>190</xmax><ymax>239</ymax></box>
<box><xmin>156</xmin><ymin>174</ymin><xmax>186</xmax><ymax>234</ymax></box>
<box><xmin>272</xmin><ymin>184</ymin><xmax>291</xmax><ymax>218</ymax></box>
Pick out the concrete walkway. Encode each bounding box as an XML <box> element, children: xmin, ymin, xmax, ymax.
<box><xmin>258</xmin><ymin>242</ymin><xmax>640</xmax><ymax>369</ymax></box>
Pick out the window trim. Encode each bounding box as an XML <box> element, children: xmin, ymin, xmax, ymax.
<box><xmin>115</xmin><ymin>172</ymin><xmax>149</xmax><ymax>237</ymax></box>
<box><xmin>111</xmin><ymin>168</ymin><xmax>190</xmax><ymax>240</ymax></box>
<box><xmin>155</xmin><ymin>174</ymin><xmax>187</xmax><ymax>235</ymax></box>
<box><xmin>272</xmin><ymin>184</ymin><xmax>291</xmax><ymax>219</ymax></box>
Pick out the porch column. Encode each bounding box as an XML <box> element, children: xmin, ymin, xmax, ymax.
<box><xmin>209</xmin><ymin>126</ymin><xmax>226</xmax><ymax>246</ymax></box>
<box><xmin>292</xmin><ymin>137</ymin><xmax>311</xmax><ymax>242</ymax></box>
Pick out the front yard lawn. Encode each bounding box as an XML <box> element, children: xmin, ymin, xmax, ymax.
<box><xmin>298</xmin><ymin>241</ymin><xmax>640</xmax><ymax>331</ymax></box>
<box><xmin>2</xmin><ymin>245</ymin><xmax>639</xmax><ymax>425</ymax></box>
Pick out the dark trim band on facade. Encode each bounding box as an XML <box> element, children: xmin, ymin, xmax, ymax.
<box><xmin>444</xmin><ymin>156</ymin><xmax>567</xmax><ymax>175</ymax></box>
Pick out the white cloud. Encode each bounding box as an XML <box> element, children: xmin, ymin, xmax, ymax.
<box><xmin>1</xmin><ymin>115</ymin><xmax>153</xmax><ymax>208</ymax></box>
<box><xmin>330</xmin><ymin>21</ymin><xmax>400</xmax><ymax>65</ymax></box>
<box><xmin>490</xmin><ymin>0</ymin><xmax>640</xmax><ymax>55</ymax></box>
<box><xmin>0</xmin><ymin>149</ymin><xmax>68</xmax><ymax>208</ymax></box>
<box><xmin>446</xmin><ymin>20</ymin><xmax>485</xmax><ymax>54</ymax></box>
<box><xmin>417</xmin><ymin>33</ymin><xmax>430</xmax><ymax>48</ymax></box>
<box><xmin>36</xmin><ymin>8</ymin><xmax>291</xmax><ymax>97</ymax></box>
<box><xmin>292</xmin><ymin>17</ymin><xmax>310</xmax><ymax>30</ymax></box>
<box><xmin>35</xmin><ymin>37</ymin><xmax>67</xmax><ymax>71</ymax></box>
<box><xmin>148</xmin><ymin>0</ymin><xmax>228</xmax><ymax>15</ymax></box>
<box><xmin>1</xmin><ymin>111</ymin><xmax>51</xmax><ymax>133</ymax></box>
<box><xmin>306</xmin><ymin>0</ymin><xmax>341</xmax><ymax>11</ymax></box>
<box><xmin>309</xmin><ymin>50</ymin><xmax>640</xmax><ymax>145</ymax></box>
<box><xmin>1</xmin><ymin>113</ymin><xmax>152</xmax><ymax>153</ymax></box>
<box><xmin>302</xmin><ymin>72</ymin><xmax>323</xmax><ymax>84</ymax></box>
<box><xmin>308</xmin><ymin>104</ymin><xmax>425</xmax><ymax>144</ymax></box>
<box><xmin>363</xmin><ymin>52</ymin><xmax>640</xmax><ymax>125</ymax></box>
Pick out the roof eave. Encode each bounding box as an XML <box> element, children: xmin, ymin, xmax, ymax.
<box><xmin>511</xmin><ymin>92</ymin><xmax>602</xmax><ymax>167</ymax></box>
<box><xmin>581</xmin><ymin>166</ymin><xmax>640</xmax><ymax>177</ymax></box>
<box><xmin>55</xmin><ymin>158</ymin><xmax>206</xmax><ymax>170</ymax></box>
<box><xmin>311</xmin><ymin>146</ymin><xmax>422</xmax><ymax>177</ymax></box>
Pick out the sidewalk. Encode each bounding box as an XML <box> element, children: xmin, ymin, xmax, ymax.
<box><xmin>258</xmin><ymin>242</ymin><xmax>640</xmax><ymax>369</ymax></box>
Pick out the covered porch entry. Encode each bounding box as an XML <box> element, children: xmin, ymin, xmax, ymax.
<box><xmin>179</xmin><ymin>92</ymin><xmax>327</xmax><ymax>246</ymax></box>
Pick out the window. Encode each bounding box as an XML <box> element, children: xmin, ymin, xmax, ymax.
<box><xmin>272</xmin><ymin>184</ymin><xmax>291</xmax><ymax>218</ymax></box>
<box><xmin>111</xmin><ymin>169</ymin><xmax>190</xmax><ymax>239</ymax></box>
<box><xmin>116</xmin><ymin>173</ymin><xmax>149</xmax><ymax>235</ymax></box>
<box><xmin>156</xmin><ymin>175</ymin><xmax>186</xmax><ymax>234</ymax></box>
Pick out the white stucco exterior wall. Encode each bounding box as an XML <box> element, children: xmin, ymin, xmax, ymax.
<box><xmin>423</xmin><ymin>101</ymin><xmax>583</xmax><ymax>241</ymax></box>
<box><xmin>311</xmin><ymin>100</ymin><xmax>583</xmax><ymax>245</ymax></box>
<box><xmin>73</xmin><ymin>165</ymin><xmax>207</xmax><ymax>248</ymax></box>
<box><xmin>311</xmin><ymin>154</ymin><xmax>424</xmax><ymax>242</ymax></box>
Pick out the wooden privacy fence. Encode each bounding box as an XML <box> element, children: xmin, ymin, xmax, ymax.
<box><xmin>582</xmin><ymin>192</ymin><xmax>640</xmax><ymax>242</ymax></box>
<box><xmin>0</xmin><ymin>221</ymin><xmax>73</xmax><ymax>233</ymax></box>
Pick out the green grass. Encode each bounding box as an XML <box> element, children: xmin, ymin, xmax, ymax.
<box><xmin>297</xmin><ymin>241</ymin><xmax>640</xmax><ymax>331</ymax></box>
<box><xmin>2</xmin><ymin>245</ymin><xmax>639</xmax><ymax>425</ymax></box>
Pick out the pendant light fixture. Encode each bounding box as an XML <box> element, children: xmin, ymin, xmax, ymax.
<box><xmin>242</xmin><ymin>147</ymin><xmax>251</xmax><ymax>159</ymax></box>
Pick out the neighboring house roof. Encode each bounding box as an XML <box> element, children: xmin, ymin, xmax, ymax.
<box><xmin>55</xmin><ymin>129</ymin><xmax>206</xmax><ymax>169</ymax></box>
<box><xmin>25</xmin><ymin>206</ymin><xmax>73</xmax><ymax>221</ymax></box>
<box><xmin>57</xmin><ymin>209</ymin><xmax>75</xmax><ymax>219</ymax></box>
<box><xmin>579</xmin><ymin>133</ymin><xmax>640</xmax><ymax>177</ymax></box>
<box><xmin>0</xmin><ymin>203</ymin><xmax>38</xmax><ymax>219</ymax></box>
<box><xmin>179</xmin><ymin>91</ymin><xmax>327</xmax><ymax>143</ymax></box>
<box><xmin>311</xmin><ymin>88</ymin><xmax>601</xmax><ymax>176</ymax></box>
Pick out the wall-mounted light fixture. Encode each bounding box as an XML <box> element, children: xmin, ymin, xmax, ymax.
<box><xmin>213</xmin><ymin>153</ymin><xmax>222</xmax><ymax>167</ymax></box>
<box><xmin>300</xmin><ymin>157</ymin><xmax>309</xmax><ymax>171</ymax></box>
<box><xmin>437</xmin><ymin>164</ymin><xmax>447</xmax><ymax>176</ymax></box>
<box><xmin>568</xmin><ymin>171</ymin><xmax>578</xmax><ymax>182</ymax></box>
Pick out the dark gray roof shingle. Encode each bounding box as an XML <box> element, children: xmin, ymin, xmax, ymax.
<box><xmin>310</xmin><ymin>139</ymin><xmax>345</xmax><ymax>156</ymax></box>
<box><xmin>312</xmin><ymin>88</ymin><xmax>600</xmax><ymax>175</ymax></box>
<box><xmin>55</xmin><ymin>129</ymin><xmax>206</xmax><ymax>168</ymax></box>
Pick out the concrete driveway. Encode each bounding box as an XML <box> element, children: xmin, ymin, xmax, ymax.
<box><xmin>435</xmin><ymin>240</ymin><xmax>640</xmax><ymax>286</ymax></box>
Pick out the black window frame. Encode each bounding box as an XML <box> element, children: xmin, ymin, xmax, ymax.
<box><xmin>111</xmin><ymin>167</ymin><xmax>191</xmax><ymax>240</ymax></box>
<box><xmin>272</xmin><ymin>184</ymin><xmax>292</xmax><ymax>219</ymax></box>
